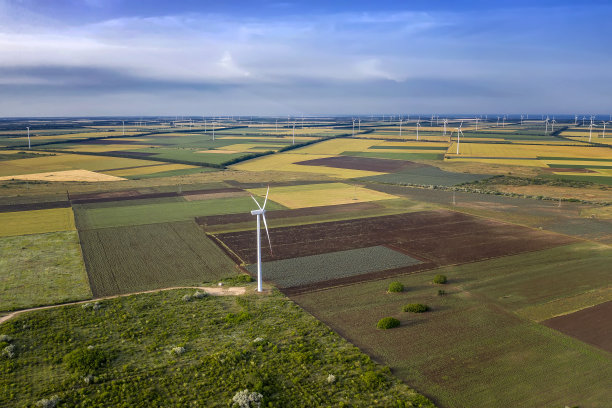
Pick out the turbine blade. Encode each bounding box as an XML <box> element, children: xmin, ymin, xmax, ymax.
<box><xmin>250</xmin><ymin>195</ymin><xmax>262</xmax><ymax>210</ymax></box>
<box><xmin>263</xmin><ymin>185</ymin><xmax>269</xmax><ymax>209</ymax></box>
<box><xmin>262</xmin><ymin>213</ymin><xmax>273</xmax><ymax>255</ymax></box>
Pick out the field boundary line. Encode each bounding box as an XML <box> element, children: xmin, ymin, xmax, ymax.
<box><xmin>0</xmin><ymin>285</ymin><xmax>247</xmax><ymax>326</ymax></box>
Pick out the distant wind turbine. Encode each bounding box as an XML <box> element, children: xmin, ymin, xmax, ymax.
<box><xmin>602</xmin><ymin>121</ymin><xmax>608</xmax><ymax>138</ymax></box>
<box><xmin>589</xmin><ymin>122</ymin><xmax>594</xmax><ymax>142</ymax></box>
<box><xmin>416</xmin><ymin>119</ymin><xmax>421</xmax><ymax>141</ymax></box>
<box><xmin>399</xmin><ymin>118</ymin><xmax>402</xmax><ymax>139</ymax></box>
<box><xmin>292</xmin><ymin>122</ymin><xmax>296</xmax><ymax>145</ymax></box>
<box><xmin>26</xmin><ymin>126</ymin><xmax>30</xmax><ymax>149</ymax></box>
<box><xmin>250</xmin><ymin>187</ymin><xmax>273</xmax><ymax>293</ymax></box>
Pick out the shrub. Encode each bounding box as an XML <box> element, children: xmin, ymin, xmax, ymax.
<box><xmin>0</xmin><ymin>334</ymin><xmax>12</xmax><ymax>343</ymax></box>
<box><xmin>437</xmin><ymin>289</ymin><xmax>446</xmax><ymax>296</ymax></box>
<box><xmin>361</xmin><ymin>370</ymin><xmax>386</xmax><ymax>389</ymax></box>
<box><xmin>35</xmin><ymin>396</ymin><xmax>59</xmax><ymax>408</ymax></box>
<box><xmin>193</xmin><ymin>291</ymin><xmax>207</xmax><ymax>299</ymax></box>
<box><xmin>377</xmin><ymin>317</ymin><xmax>400</xmax><ymax>330</ymax></box>
<box><xmin>388</xmin><ymin>281</ymin><xmax>404</xmax><ymax>293</ymax></box>
<box><xmin>182</xmin><ymin>294</ymin><xmax>192</xmax><ymax>302</ymax></box>
<box><xmin>433</xmin><ymin>275</ymin><xmax>447</xmax><ymax>284</ymax></box>
<box><xmin>2</xmin><ymin>344</ymin><xmax>16</xmax><ymax>358</ymax></box>
<box><xmin>232</xmin><ymin>389</ymin><xmax>263</xmax><ymax>408</ymax></box>
<box><xmin>169</xmin><ymin>346</ymin><xmax>186</xmax><ymax>355</ymax></box>
<box><xmin>403</xmin><ymin>303</ymin><xmax>429</xmax><ymax>313</ymax></box>
<box><xmin>63</xmin><ymin>346</ymin><xmax>113</xmax><ymax>374</ymax></box>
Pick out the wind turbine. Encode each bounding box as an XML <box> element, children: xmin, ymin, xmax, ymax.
<box><xmin>443</xmin><ymin>119</ymin><xmax>448</xmax><ymax>136</ymax></box>
<box><xmin>358</xmin><ymin>118</ymin><xmax>361</xmax><ymax>131</ymax></box>
<box><xmin>582</xmin><ymin>116</ymin><xmax>586</xmax><ymax>126</ymax></box>
<box><xmin>416</xmin><ymin>119</ymin><xmax>421</xmax><ymax>141</ymax></box>
<box><xmin>451</xmin><ymin>125</ymin><xmax>464</xmax><ymax>155</ymax></box>
<box><xmin>520</xmin><ymin>115</ymin><xmax>524</xmax><ymax>126</ymax></box>
<box><xmin>399</xmin><ymin>118</ymin><xmax>402</xmax><ymax>139</ymax></box>
<box><xmin>589</xmin><ymin>122</ymin><xmax>594</xmax><ymax>142</ymax></box>
<box><xmin>574</xmin><ymin>115</ymin><xmax>578</xmax><ymax>126</ymax></box>
<box><xmin>545</xmin><ymin>117</ymin><xmax>549</xmax><ymax>134</ymax></box>
<box><xmin>250</xmin><ymin>187</ymin><xmax>272</xmax><ymax>293</ymax></box>
<box><xmin>602</xmin><ymin>121</ymin><xmax>608</xmax><ymax>138</ymax></box>
<box><xmin>122</xmin><ymin>120</ymin><xmax>125</xmax><ymax>136</ymax></box>
<box><xmin>352</xmin><ymin>119</ymin><xmax>355</xmax><ymax>137</ymax></box>
<box><xmin>292</xmin><ymin>122</ymin><xmax>296</xmax><ymax>145</ymax></box>
<box><xmin>26</xmin><ymin>126</ymin><xmax>30</xmax><ymax>149</ymax></box>
<box><xmin>551</xmin><ymin>118</ymin><xmax>557</xmax><ymax>132</ymax></box>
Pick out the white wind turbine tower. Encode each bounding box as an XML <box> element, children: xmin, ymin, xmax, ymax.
<box><xmin>574</xmin><ymin>115</ymin><xmax>578</xmax><ymax>126</ymax></box>
<box><xmin>443</xmin><ymin>119</ymin><xmax>448</xmax><ymax>137</ymax></box>
<box><xmin>352</xmin><ymin>118</ymin><xmax>355</xmax><ymax>137</ymax></box>
<box><xmin>551</xmin><ymin>118</ymin><xmax>557</xmax><ymax>132</ymax></box>
<box><xmin>399</xmin><ymin>118</ymin><xmax>402</xmax><ymax>139</ymax></box>
<box><xmin>292</xmin><ymin>122</ymin><xmax>296</xmax><ymax>145</ymax></box>
<box><xmin>582</xmin><ymin>116</ymin><xmax>586</xmax><ymax>126</ymax></box>
<box><xmin>497</xmin><ymin>116</ymin><xmax>500</xmax><ymax>127</ymax></box>
<box><xmin>502</xmin><ymin>115</ymin><xmax>506</xmax><ymax>127</ymax></box>
<box><xmin>26</xmin><ymin>126</ymin><xmax>31</xmax><ymax>149</ymax></box>
<box><xmin>250</xmin><ymin>187</ymin><xmax>272</xmax><ymax>292</ymax></box>
<box><xmin>589</xmin><ymin>122</ymin><xmax>594</xmax><ymax>142</ymax></box>
<box><xmin>520</xmin><ymin>115</ymin><xmax>524</xmax><ymax>126</ymax></box>
<box><xmin>602</xmin><ymin>121</ymin><xmax>608</xmax><ymax>138</ymax></box>
<box><xmin>451</xmin><ymin>124</ymin><xmax>464</xmax><ymax>155</ymax></box>
<box><xmin>545</xmin><ymin>117</ymin><xmax>549</xmax><ymax>134</ymax></box>
<box><xmin>475</xmin><ymin>117</ymin><xmax>479</xmax><ymax>131</ymax></box>
<box><xmin>358</xmin><ymin>118</ymin><xmax>361</xmax><ymax>131</ymax></box>
<box><xmin>416</xmin><ymin>119</ymin><xmax>421</xmax><ymax>141</ymax></box>
<box><xmin>122</xmin><ymin>120</ymin><xmax>125</xmax><ymax>136</ymax></box>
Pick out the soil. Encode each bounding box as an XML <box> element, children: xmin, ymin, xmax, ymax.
<box><xmin>70</xmin><ymin>187</ymin><xmax>243</xmax><ymax>204</ymax></box>
<box><xmin>0</xmin><ymin>201</ymin><xmax>70</xmax><ymax>213</ymax></box>
<box><xmin>542</xmin><ymin>301</ymin><xmax>612</xmax><ymax>353</ymax></box>
<box><xmin>294</xmin><ymin>156</ymin><xmax>423</xmax><ymax>172</ymax></box>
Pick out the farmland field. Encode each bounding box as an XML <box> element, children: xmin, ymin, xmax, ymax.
<box><xmin>246</xmin><ymin>246</ymin><xmax>422</xmax><ymax>288</ymax></box>
<box><xmin>0</xmin><ymin>289</ymin><xmax>433</xmax><ymax>407</ymax></box>
<box><xmin>215</xmin><ymin>210</ymin><xmax>576</xmax><ymax>267</ymax></box>
<box><xmin>73</xmin><ymin>196</ymin><xmax>286</xmax><ymax>230</ymax></box>
<box><xmin>0</xmin><ymin>231</ymin><xmax>91</xmax><ymax>311</ymax></box>
<box><xmin>78</xmin><ymin>221</ymin><xmax>239</xmax><ymax>296</ymax></box>
<box><xmin>542</xmin><ymin>300</ymin><xmax>612</xmax><ymax>353</ymax></box>
<box><xmin>247</xmin><ymin>182</ymin><xmax>396</xmax><ymax>208</ymax></box>
<box><xmin>0</xmin><ymin>207</ymin><xmax>76</xmax><ymax>237</ymax></box>
<box><xmin>292</xmin><ymin>243</ymin><xmax>612</xmax><ymax>407</ymax></box>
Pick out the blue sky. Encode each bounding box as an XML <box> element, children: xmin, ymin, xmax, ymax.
<box><xmin>0</xmin><ymin>0</ymin><xmax>611</xmax><ymax>116</ymax></box>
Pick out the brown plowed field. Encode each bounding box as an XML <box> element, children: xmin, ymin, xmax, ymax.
<box><xmin>295</xmin><ymin>156</ymin><xmax>421</xmax><ymax>172</ymax></box>
<box><xmin>215</xmin><ymin>210</ymin><xmax>576</xmax><ymax>266</ymax></box>
<box><xmin>197</xmin><ymin>201</ymin><xmax>381</xmax><ymax>226</ymax></box>
<box><xmin>542</xmin><ymin>301</ymin><xmax>612</xmax><ymax>353</ymax></box>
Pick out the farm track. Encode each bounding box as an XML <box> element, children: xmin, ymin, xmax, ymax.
<box><xmin>0</xmin><ymin>285</ymin><xmax>247</xmax><ymax>325</ymax></box>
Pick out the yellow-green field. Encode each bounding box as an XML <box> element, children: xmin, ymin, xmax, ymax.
<box><xmin>0</xmin><ymin>208</ymin><xmax>76</xmax><ymax>237</ymax></box>
<box><xmin>105</xmin><ymin>163</ymin><xmax>198</xmax><ymax>177</ymax></box>
<box><xmin>295</xmin><ymin>138</ymin><xmax>379</xmax><ymax>154</ymax></box>
<box><xmin>248</xmin><ymin>182</ymin><xmax>396</xmax><ymax>208</ymax></box>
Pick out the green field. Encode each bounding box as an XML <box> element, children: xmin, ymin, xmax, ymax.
<box><xmin>0</xmin><ymin>208</ymin><xmax>76</xmax><ymax>237</ymax></box>
<box><xmin>78</xmin><ymin>221</ymin><xmax>239</xmax><ymax>296</ymax></box>
<box><xmin>246</xmin><ymin>246</ymin><xmax>422</xmax><ymax>288</ymax></box>
<box><xmin>292</xmin><ymin>242</ymin><xmax>612</xmax><ymax>407</ymax></box>
<box><xmin>74</xmin><ymin>196</ymin><xmax>286</xmax><ymax>230</ymax></box>
<box><xmin>359</xmin><ymin>166</ymin><xmax>491</xmax><ymax>187</ymax></box>
<box><xmin>0</xmin><ymin>289</ymin><xmax>434</xmax><ymax>407</ymax></box>
<box><xmin>0</xmin><ymin>231</ymin><xmax>91</xmax><ymax>311</ymax></box>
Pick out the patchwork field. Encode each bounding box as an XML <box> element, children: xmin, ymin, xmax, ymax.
<box><xmin>247</xmin><ymin>182</ymin><xmax>396</xmax><ymax>209</ymax></box>
<box><xmin>292</xmin><ymin>242</ymin><xmax>612</xmax><ymax>407</ymax></box>
<box><xmin>74</xmin><ymin>196</ymin><xmax>285</xmax><ymax>230</ymax></box>
<box><xmin>295</xmin><ymin>156</ymin><xmax>419</xmax><ymax>172</ymax></box>
<box><xmin>542</xmin><ymin>301</ymin><xmax>612</xmax><ymax>353</ymax></box>
<box><xmin>246</xmin><ymin>246</ymin><xmax>422</xmax><ymax>288</ymax></box>
<box><xmin>215</xmin><ymin>210</ymin><xmax>576</xmax><ymax>283</ymax></box>
<box><xmin>0</xmin><ymin>231</ymin><xmax>91</xmax><ymax>311</ymax></box>
<box><xmin>0</xmin><ymin>207</ymin><xmax>76</xmax><ymax>237</ymax></box>
<box><xmin>78</xmin><ymin>221</ymin><xmax>239</xmax><ymax>296</ymax></box>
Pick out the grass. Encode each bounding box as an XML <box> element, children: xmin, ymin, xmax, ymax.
<box><xmin>245</xmin><ymin>246</ymin><xmax>421</xmax><ymax>288</ymax></box>
<box><xmin>0</xmin><ymin>231</ymin><xmax>91</xmax><ymax>311</ymax></box>
<box><xmin>78</xmin><ymin>221</ymin><xmax>239</xmax><ymax>296</ymax></box>
<box><xmin>292</xmin><ymin>243</ymin><xmax>612</xmax><ymax>407</ymax></box>
<box><xmin>73</xmin><ymin>196</ymin><xmax>286</xmax><ymax>230</ymax></box>
<box><xmin>0</xmin><ymin>289</ymin><xmax>434</xmax><ymax>407</ymax></box>
<box><xmin>0</xmin><ymin>208</ymin><xmax>75</xmax><ymax>237</ymax></box>
<box><xmin>247</xmin><ymin>182</ymin><xmax>397</xmax><ymax>209</ymax></box>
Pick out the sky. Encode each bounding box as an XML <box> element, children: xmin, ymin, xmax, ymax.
<box><xmin>0</xmin><ymin>0</ymin><xmax>611</xmax><ymax>116</ymax></box>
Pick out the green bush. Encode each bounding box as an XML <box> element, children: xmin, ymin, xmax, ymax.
<box><xmin>433</xmin><ymin>275</ymin><xmax>447</xmax><ymax>284</ymax></box>
<box><xmin>403</xmin><ymin>303</ymin><xmax>428</xmax><ymax>313</ymax></box>
<box><xmin>437</xmin><ymin>289</ymin><xmax>446</xmax><ymax>296</ymax></box>
<box><xmin>63</xmin><ymin>347</ymin><xmax>113</xmax><ymax>375</ymax></box>
<box><xmin>377</xmin><ymin>317</ymin><xmax>400</xmax><ymax>330</ymax></box>
<box><xmin>388</xmin><ymin>282</ymin><xmax>404</xmax><ymax>293</ymax></box>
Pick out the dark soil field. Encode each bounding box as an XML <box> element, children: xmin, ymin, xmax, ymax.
<box><xmin>197</xmin><ymin>201</ymin><xmax>381</xmax><ymax>226</ymax></box>
<box><xmin>0</xmin><ymin>200</ymin><xmax>70</xmax><ymax>213</ymax></box>
<box><xmin>295</xmin><ymin>155</ymin><xmax>420</xmax><ymax>172</ymax></box>
<box><xmin>542</xmin><ymin>301</ymin><xmax>612</xmax><ymax>352</ymax></box>
<box><xmin>215</xmin><ymin>210</ymin><xmax>576</xmax><ymax>267</ymax></box>
<box><xmin>69</xmin><ymin>187</ymin><xmax>243</xmax><ymax>204</ymax></box>
<box><xmin>79</xmin><ymin>220</ymin><xmax>238</xmax><ymax>296</ymax></box>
